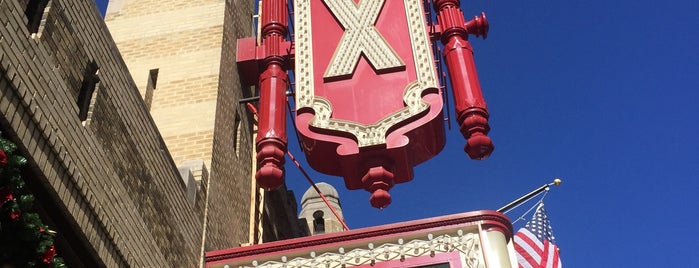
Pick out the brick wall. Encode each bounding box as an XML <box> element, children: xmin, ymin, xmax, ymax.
<box><xmin>105</xmin><ymin>1</ymin><xmax>225</xmax><ymax>168</ymax></box>
<box><xmin>105</xmin><ymin>0</ymin><xmax>257</xmax><ymax>250</ymax></box>
<box><xmin>206</xmin><ymin>0</ymin><xmax>256</xmax><ymax>250</ymax></box>
<box><xmin>0</xmin><ymin>0</ymin><xmax>202</xmax><ymax>266</ymax></box>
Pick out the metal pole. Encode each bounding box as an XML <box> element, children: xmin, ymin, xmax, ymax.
<box><xmin>239</xmin><ymin>91</ymin><xmax>294</xmax><ymax>104</ymax></box>
<box><xmin>497</xmin><ymin>178</ymin><xmax>562</xmax><ymax>213</ymax></box>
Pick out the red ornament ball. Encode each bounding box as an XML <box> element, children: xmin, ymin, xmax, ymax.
<box><xmin>0</xmin><ymin>150</ymin><xmax>7</xmax><ymax>167</ymax></box>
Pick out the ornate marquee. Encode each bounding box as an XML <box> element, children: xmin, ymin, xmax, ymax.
<box><xmin>206</xmin><ymin>211</ymin><xmax>514</xmax><ymax>268</ymax></box>
<box><xmin>236</xmin><ymin>233</ymin><xmax>483</xmax><ymax>268</ymax></box>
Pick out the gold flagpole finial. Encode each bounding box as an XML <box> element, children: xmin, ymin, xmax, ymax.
<box><xmin>553</xmin><ymin>178</ymin><xmax>562</xmax><ymax>186</ymax></box>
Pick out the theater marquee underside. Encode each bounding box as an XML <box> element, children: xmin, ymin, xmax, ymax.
<box><xmin>206</xmin><ymin>211</ymin><xmax>516</xmax><ymax>268</ymax></box>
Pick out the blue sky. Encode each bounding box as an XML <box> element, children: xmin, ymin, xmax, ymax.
<box><xmin>95</xmin><ymin>1</ymin><xmax>699</xmax><ymax>267</ymax></box>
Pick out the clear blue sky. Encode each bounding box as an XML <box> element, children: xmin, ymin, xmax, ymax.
<box><xmin>95</xmin><ymin>1</ymin><xmax>699</xmax><ymax>267</ymax></box>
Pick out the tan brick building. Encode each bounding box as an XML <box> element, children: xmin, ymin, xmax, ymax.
<box><xmin>104</xmin><ymin>0</ymin><xmax>260</xmax><ymax>252</ymax></box>
<box><xmin>0</xmin><ymin>0</ymin><xmax>302</xmax><ymax>266</ymax></box>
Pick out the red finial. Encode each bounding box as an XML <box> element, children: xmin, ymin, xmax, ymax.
<box><xmin>460</xmin><ymin>109</ymin><xmax>494</xmax><ymax>159</ymax></box>
<box><xmin>362</xmin><ymin>166</ymin><xmax>394</xmax><ymax>209</ymax></box>
<box><xmin>255</xmin><ymin>139</ymin><xmax>285</xmax><ymax>190</ymax></box>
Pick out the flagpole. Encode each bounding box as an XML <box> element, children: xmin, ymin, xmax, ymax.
<box><xmin>497</xmin><ymin>178</ymin><xmax>562</xmax><ymax>213</ymax></box>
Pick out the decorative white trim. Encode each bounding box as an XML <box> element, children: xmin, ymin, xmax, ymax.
<box><xmin>294</xmin><ymin>0</ymin><xmax>438</xmax><ymax>147</ymax></box>
<box><xmin>238</xmin><ymin>233</ymin><xmax>484</xmax><ymax>268</ymax></box>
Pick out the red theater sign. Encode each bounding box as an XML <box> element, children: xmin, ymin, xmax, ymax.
<box><xmin>294</xmin><ymin>0</ymin><xmax>445</xmax><ymax>208</ymax></box>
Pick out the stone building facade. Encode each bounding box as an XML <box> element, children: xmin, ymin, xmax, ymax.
<box><xmin>1</xmin><ymin>0</ymin><xmax>302</xmax><ymax>267</ymax></box>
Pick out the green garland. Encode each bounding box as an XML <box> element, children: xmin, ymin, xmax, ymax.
<box><xmin>0</xmin><ymin>133</ymin><xmax>66</xmax><ymax>268</ymax></box>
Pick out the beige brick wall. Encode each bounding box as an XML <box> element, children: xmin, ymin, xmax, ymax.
<box><xmin>1</xmin><ymin>0</ymin><xmax>202</xmax><ymax>266</ymax></box>
<box><xmin>106</xmin><ymin>0</ymin><xmax>258</xmax><ymax>250</ymax></box>
<box><xmin>105</xmin><ymin>1</ymin><xmax>225</xmax><ymax>168</ymax></box>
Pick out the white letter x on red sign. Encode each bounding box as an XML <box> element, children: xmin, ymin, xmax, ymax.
<box><xmin>323</xmin><ymin>0</ymin><xmax>404</xmax><ymax>80</ymax></box>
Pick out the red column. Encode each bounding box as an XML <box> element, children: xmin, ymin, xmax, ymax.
<box><xmin>255</xmin><ymin>0</ymin><xmax>289</xmax><ymax>190</ymax></box>
<box><xmin>434</xmin><ymin>0</ymin><xmax>494</xmax><ymax>160</ymax></box>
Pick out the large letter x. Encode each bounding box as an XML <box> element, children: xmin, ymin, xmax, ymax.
<box><xmin>323</xmin><ymin>0</ymin><xmax>404</xmax><ymax>80</ymax></box>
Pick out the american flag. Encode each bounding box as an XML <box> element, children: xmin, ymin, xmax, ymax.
<box><xmin>514</xmin><ymin>204</ymin><xmax>562</xmax><ymax>268</ymax></box>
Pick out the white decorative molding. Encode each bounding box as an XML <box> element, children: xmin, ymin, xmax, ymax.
<box><xmin>237</xmin><ymin>233</ymin><xmax>484</xmax><ymax>268</ymax></box>
<box><xmin>294</xmin><ymin>0</ymin><xmax>439</xmax><ymax>147</ymax></box>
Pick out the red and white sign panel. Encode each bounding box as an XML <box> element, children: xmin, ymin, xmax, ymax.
<box><xmin>294</xmin><ymin>0</ymin><xmax>445</xmax><ymax>193</ymax></box>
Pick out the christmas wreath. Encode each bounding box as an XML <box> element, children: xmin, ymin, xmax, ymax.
<box><xmin>0</xmin><ymin>133</ymin><xmax>66</xmax><ymax>267</ymax></box>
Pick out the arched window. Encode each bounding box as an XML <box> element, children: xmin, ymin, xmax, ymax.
<box><xmin>312</xmin><ymin>210</ymin><xmax>325</xmax><ymax>234</ymax></box>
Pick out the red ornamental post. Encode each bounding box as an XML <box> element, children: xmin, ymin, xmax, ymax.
<box><xmin>434</xmin><ymin>0</ymin><xmax>494</xmax><ymax>159</ymax></box>
<box><xmin>255</xmin><ymin>0</ymin><xmax>289</xmax><ymax>190</ymax></box>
